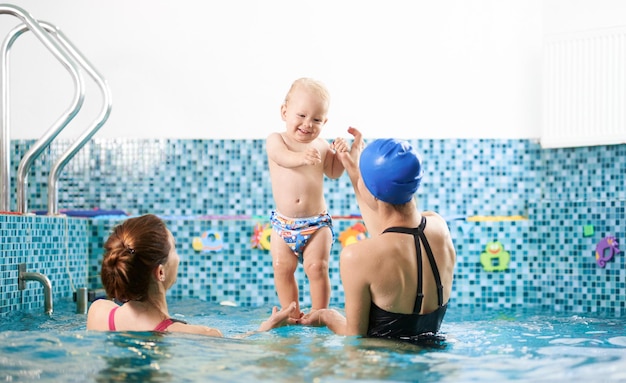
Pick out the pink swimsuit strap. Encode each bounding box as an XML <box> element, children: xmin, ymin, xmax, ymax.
<box><xmin>108</xmin><ymin>306</ymin><xmax>119</xmax><ymax>330</ymax></box>
<box><xmin>108</xmin><ymin>305</ymin><xmax>177</xmax><ymax>332</ymax></box>
<box><xmin>153</xmin><ymin>319</ymin><xmax>176</xmax><ymax>332</ymax></box>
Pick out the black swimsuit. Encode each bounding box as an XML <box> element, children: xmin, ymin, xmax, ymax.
<box><xmin>367</xmin><ymin>216</ymin><xmax>448</xmax><ymax>341</ymax></box>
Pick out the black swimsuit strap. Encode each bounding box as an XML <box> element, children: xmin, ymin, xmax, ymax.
<box><xmin>417</xmin><ymin>219</ymin><xmax>445</xmax><ymax>307</ymax></box>
<box><xmin>382</xmin><ymin>216</ymin><xmax>445</xmax><ymax>311</ymax></box>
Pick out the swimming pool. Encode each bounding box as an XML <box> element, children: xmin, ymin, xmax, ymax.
<box><xmin>1</xmin><ymin>299</ymin><xmax>624</xmax><ymax>382</ymax></box>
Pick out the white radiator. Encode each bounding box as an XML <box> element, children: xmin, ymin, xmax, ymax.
<box><xmin>542</xmin><ymin>27</ymin><xmax>626</xmax><ymax>148</ymax></box>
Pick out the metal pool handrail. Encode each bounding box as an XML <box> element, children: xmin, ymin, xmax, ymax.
<box><xmin>18</xmin><ymin>263</ymin><xmax>53</xmax><ymax>315</ymax></box>
<box><xmin>37</xmin><ymin>21</ymin><xmax>112</xmax><ymax>216</ymax></box>
<box><xmin>0</xmin><ymin>3</ymin><xmax>85</xmax><ymax>213</ymax></box>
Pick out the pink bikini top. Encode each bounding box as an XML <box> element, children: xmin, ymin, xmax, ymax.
<box><xmin>108</xmin><ymin>306</ymin><xmax>182</xmax><ymax>332</ymax></box>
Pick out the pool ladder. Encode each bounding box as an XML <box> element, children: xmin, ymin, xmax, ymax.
<box><xmin>0</xmin><ymin>3</ymin><xmax>112</xmax><ymax>215</ymax></box>
<box><xmin>0</xmin><ymin>3</ymin><xmax>111</xmax><ymax>315</ymax></box>
<box><xmin>18</xmin><ymin>263</ymin><xmax>53</xmax><ymax>315</ymax></box>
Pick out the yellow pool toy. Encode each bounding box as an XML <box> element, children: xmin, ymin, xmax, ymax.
<box><xmin>251</xmin><ymin>222</ymin><xmax>272</xmax><ymax>251</ymax></box>
<box><xmin>467</xmin><ymin>215</ymin><xmax>527</xmax><ymax>222</ymax></box>
<box><xmin>338</xmin><ymin>222</ymin><xmax>368</xmax><ymax>248</ymax></box>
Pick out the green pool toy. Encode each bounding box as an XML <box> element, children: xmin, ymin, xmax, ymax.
<box><xmin>480</xmin><ymin>240</ymin><xmax>510</xmax><ymax>272</ymax></box>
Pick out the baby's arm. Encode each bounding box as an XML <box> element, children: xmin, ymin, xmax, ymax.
<box><xmin>324</xmin><ymin>137</ymin><xmax>348</xmax><ymax>179</ymax></box>
<box><xmin>336</xmin><ymin>127</ymin><xmax>364</xmax><ymax>187</ymax></box>
<box><xmin>267</xmin><ymin>132</ymin><xmax>321</xmax><ymax>168</ymax></box>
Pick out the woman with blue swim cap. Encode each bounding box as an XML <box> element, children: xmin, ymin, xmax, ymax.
<box><xmin>299</xmin><ymin>127</ymin><xmax>456</xmax><ymax>343</ymax></box>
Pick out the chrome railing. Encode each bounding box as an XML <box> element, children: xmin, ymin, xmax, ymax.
<box><xmin>37</xmin><ymin>21</ymin><xmax>112</xmax><ymax>216</ymax></box>
<box><xmin>18</xmin><ymin>263</ymin><xmax>53</xmax><ymax>315</ymax></box>
<box><xmin>0</xmin><ymin>3</ymin><xmax>84</xmax><ymax>213</ymax></box>
<box><xmin>0</xmin><ymin>4</ymin><xmax>111</xmax><ymax>215</ymax></box>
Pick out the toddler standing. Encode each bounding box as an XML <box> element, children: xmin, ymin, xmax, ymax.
<box><xmin>266</xmin><ymin>78</ymin><xmax>348</xmax><ymax>319</ymax></box>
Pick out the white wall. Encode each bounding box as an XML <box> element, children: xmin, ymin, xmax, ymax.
<box><xmin>1</xmin><ymin>1</ymin><xmax>623</xmax><ymax>140</ymax></box>
<box><xmin>543</xmin><ymin>0</ymin><xmax>626</xmax><ymax>35</ymax></box>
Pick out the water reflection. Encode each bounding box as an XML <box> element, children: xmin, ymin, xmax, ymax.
<box><xmin>249</xmin><ymin>326</ymin><xmax>453</xmax><ymax>381</ymax></box>
<box><xmin>96</xmin><ymin>332</ymin><xmax>173</xmax><ymax>383</ymax></box>
<box><xmin>2</xmin><ymin>301</ymin><xmax>624</xmax><ymax>382</ymax></box>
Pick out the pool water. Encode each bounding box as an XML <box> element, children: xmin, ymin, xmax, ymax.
<box><xmin>1</xmin><ymin>299</ymin><xmax>625</xmax><ymax>382</ymax></box>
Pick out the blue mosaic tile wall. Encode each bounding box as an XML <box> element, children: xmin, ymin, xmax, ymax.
<box><xmin>0</xmin><ymin>215</ymin><xmax>89</xmax><ymax>315</ymax></box>
<box><xmin>9</xmin><ymin>139</ymin><xmax>278</xmax><ymax>217</ymax></box>
<box><xmin>1</xmin><ymin>139</ymin><xmax>624</xmax><ymax>316</ymax></box>
<box><xmin>8</xmin><ymin>138</ymin><xmax>539</xmax><ymax>218</ymax></box>
<box><xmin>529</xmin><ymin>200</ymin><xmax>625</xmax><ymax>314</ymax></box>
<box><xmin>87</xmin><ymin>217</ymin><xmax>362</xmax><ymax>308</ymax></box>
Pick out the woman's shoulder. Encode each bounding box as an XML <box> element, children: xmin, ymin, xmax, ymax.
<box><xmin>422</xmin><ymin>212</ymin><xmax>456</xmax><ymax>260</ymax></box>
<box><xmin>422</xmin><ymin>212</ymin><xmax>451</xmax><ymax>232</ymax></box>
<box><xmin>90</xmin><ymin>298</ymin><xmax>118</xmax><ymax>310</ymax></box>
<box><xmin>88</xmin><ymin>298</ymin><xmax>118</xmax><ymax>314</ymax></box>
<box><xmin>86</xmin><ymin>299</ymin><xmax>118</xmax><ymax>330</ymax></box>
<box><xmin>422</xmin><ymin>211</ymin><xmax>444</xmax><ymax>221</ymax></box>
<box><xmin>340</xmin><ymin>237</ymin><xmax>385</xmax><ymax>266</ymax></box>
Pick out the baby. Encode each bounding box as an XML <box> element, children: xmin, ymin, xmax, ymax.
<box><xmin>266</xmin><ymin>78</ymin><xmax>348</xmax><ymax>319</ymax></box>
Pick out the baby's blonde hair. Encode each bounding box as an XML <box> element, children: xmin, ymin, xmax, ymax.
<box><xmin>284</xmin><ymin>77</ymin><xmax>330</xmax><ymax>107</ymax></box>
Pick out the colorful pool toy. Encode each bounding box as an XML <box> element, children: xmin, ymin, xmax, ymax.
<box><xmin>480</xmin><ymin>240</ymin><xmax>510</xmax><ymax>272</ymax></box>
<box><xmin>338</xmin><ymin>222</ymin><xmax>367</xmax><ymax>248</ymax></box>
<box><xmin>595</xmin><ymin>236</ymin><xmax>619</xmax><ymax>268</ymax></box>
<box><xmin>251</xmin><ymin>222</ymin><xmax>272</xmax><ymax>250</ymax></box>
<box><xmin>192</xmin><ymin>230</ymin><xmax>225</xmax><ymax>252</ymax></box>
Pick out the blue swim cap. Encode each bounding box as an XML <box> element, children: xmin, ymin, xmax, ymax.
<box><xmin>359</xmin><ymin>139</ymin><xmax>424</xmax><ymax>205</ymax></box>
